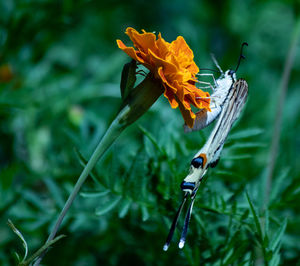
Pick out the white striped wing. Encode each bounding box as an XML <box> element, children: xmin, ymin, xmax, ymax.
<box><xmin>183</xmin><ymin>105</ymin><xmax>222</xmax><ymax>133</ymax></box>
<box><xmin>184</xmin><ymin>70</ymin><xmax>236</xmax><ymax>133</ymax></box>
<box><xmin>197</xmin><ymin>79</ymin><xmax>248</xmax><ymax>164</ymax></box>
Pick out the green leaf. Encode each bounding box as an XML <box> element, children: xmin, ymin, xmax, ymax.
<box><xmin>73</xmin><ymin>147</ymin><xmax>105</xmax><ymax>189</ymax></box>
<box><xmin>141</xmin><ymin>205</ymin><xmax>149</xmax><ymax>221</ymax></box>
<box><xmin>223</xmin><ymin>248</ymin><xmax>234</xmax><ymax>264</ymax></box>
<box><xmin>197</xmin><ymin>204</ymin><xmax>222</xmax><ymax>214</ymax></box>
<box><xmin>220</xmin><ymin>195</ymin><xmax>226</xmax><ymax>211</ymax></box>
<box><xmin>214</xmin><ymin>170</ymin><xmax>240</xmax><ymax>177</ymax></box>
<box><xmin>241</xmin><ymin>209</ymin><xmax>249</xmax><ymax>220</ymax></box>
<box><xmin>270</xmin><ymin>218</ymin><xmax>287</xmax><ymax>251</ymax></box>
<box><xmin>246</xmin><ymin>191</ymin><xmax>263</xmax><ymax>243</ymax></box>
<box><xmin>263</xmin><ymin>209</ymin><xmax>270</xmax><ymax>248</ymax></box>
<box><xmin>80</xmin><ymin>190</ymin><xmax>110</xmax><ymax>198</ymax></box>
<box><xmin>22</xmin><ymin>191</ymin><xmax>46</xmax><ymax>212</ymax></box>
<box><xmin>265</xmin><ymin>209</ymin><xmax>269</xmax><ymax>236</ymax></box>
<box><xmin>118</xmin><ymin>198</ymin><xmax>131</xmax><ymax>218</ymax></box>
<box><xmin>223</xmin><ymin>241</ymin><xmax>248</xmax><ymax>265</ymax></box>
<box><xmin>228</xmin><ymin>128</ymin><xmax>264</xmax><ymax>140</ymax></box>
<box><xmin>230</xmin><ymin>142</ymin><xmax>266</xmax><ymax>149</ymax></box>
<box><xmin>14</xmin><ymin>252</ymin><xmax>20</xmax><ymax>263</ymax></box>
<box><xmin>95</xmin><ymin>196</ymin><xmax>122</xmax><ymax>216</ymax></box>
<box><xmin>138</xmin><ymin>125</ymin><xmax>166</xmax><ymax>156</ymax></box>
<box><xmin>73</xmin><ymin>146</ymin><xmax>90</xmax><ymax>168</ymax></box>
<box><xmin>43</xmin><ymin>178</ymin><xmax>65</xmax><ymax>208</ymax></box>
<box><xmin>266</xmin><ymin>249</ymin><xmax>273</xmax><ymax>261</ymax></box>
<box><xmin>269</xmin><ymin>246</ymin><xmax>281</xmax><ymax>266</ymax></box>
<box><xmin>7</xmin><ymin>219</ymin><xmax>28</xmax><ymax>262</ymax></box>
<box><xmin>269</xmin><ymin>168</ymin><xmax>290</xmax><ymax>203</ymax></box>
<box><xmin>223</xmin><ymin>154</ymin><xmax>252</xmax><ymax>160</ymax></box>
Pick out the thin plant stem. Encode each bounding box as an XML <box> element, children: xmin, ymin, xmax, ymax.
<box><xmin>264</xmin><ymin>18</ymin><xmax>300</xmax><ymax>206</ymax></box>
<box><xmin>33</xmin><ymin>105</ymin><xmax>130</xmax><ymax>266</ymax></box>
<box><xmin>20</xmin><ymin>235</ymin><xmax>66</xmax><ymax>266</ymax></box>
<box><xmin>33</xmin><ymin>74</ymin><xmax>163</xmax><ymax>265</ymax></box>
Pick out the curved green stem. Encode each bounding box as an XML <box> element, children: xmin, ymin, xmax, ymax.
<box><xmin>33</xmin><ymin>106</ymin><xmax>130</xmax><ymax>265</ymax></box>
<box><xmin>33</xmin><ymin>74</ymin><xmax>164</xmax><ymax>266</ymax></box>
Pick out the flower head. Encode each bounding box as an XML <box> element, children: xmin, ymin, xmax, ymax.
<box><xmin>117</xmin><ymin>27</ymin><xmax>210</xmax><ymax>128</ymax></box>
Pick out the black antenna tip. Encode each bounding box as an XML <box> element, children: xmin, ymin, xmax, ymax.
<box><xmin>235</xmin><ymin>42</ymin><xmax>248</xmax><ymax>72</ymax></box>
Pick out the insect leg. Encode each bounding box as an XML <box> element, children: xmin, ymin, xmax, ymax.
<box><xmin>195</xmin><ymin>79</ymin><xmax>215</xmax><ymax>92</ymax></box>
<box><xmin>197</xmin><ymin>73</ymin><xmax>218</xmax><ymax>87</ymax></box>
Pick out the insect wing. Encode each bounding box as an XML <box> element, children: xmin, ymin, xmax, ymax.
<box><xmin>205</xmin><ymin>78</ymin><xmax>248</xmax><ymax>162</ymax></box>
<box><xmin>184</xmin><ymin>71</ymin><xmax>236</xmax><ymax>133</ymax></box>
<box><xmin>184</xmin><ymin>105</ymin><xmax>222</xmax><ymax>133</ymax></box>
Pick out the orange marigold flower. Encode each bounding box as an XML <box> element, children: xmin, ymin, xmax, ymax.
<box><xmin>117</xmin><ymin>27</ymin><xmax>210</xmax><ymax>128</ymax></box>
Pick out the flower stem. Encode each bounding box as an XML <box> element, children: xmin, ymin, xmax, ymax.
<box><xmin>33</xmin><ymin>74</ymin><xmax>164</xmax><ymax>265</ymax></box>
<box><xmin>33</xmin><ymin>106</ymin><xmax>130</xmax><ymax>266</ymax></box>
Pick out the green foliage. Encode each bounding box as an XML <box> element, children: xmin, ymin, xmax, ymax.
<box><xmin>1</xmin><ymin>0</ymin><xmax>299</xmax><ymax>265</ymax></box>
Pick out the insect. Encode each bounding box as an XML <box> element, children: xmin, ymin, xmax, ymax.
<box><xmin>163</xmin><ymin>78</ymin><xmax>249</xmax><ymax>251</ymax></box>
<box><xmin>184</xmin><ymin>42</ymin><xmax>248</xmax><ymax>133</ymax></box>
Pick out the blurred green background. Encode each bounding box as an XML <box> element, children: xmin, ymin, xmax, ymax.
<box><xmin>1</xmin><ymin>0</ymin><xmax>300</xmax><ymax>265</ymax></box>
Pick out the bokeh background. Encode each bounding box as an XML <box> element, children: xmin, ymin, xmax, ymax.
<box><xmin>1</xmin><ymin>0</ymin><xmax>300</xmax><ymax>265</ymax></box>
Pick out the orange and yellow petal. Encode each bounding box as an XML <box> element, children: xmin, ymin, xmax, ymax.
<box><xmin>125</xmin><ymin>27</ymin><xmax>158</xmax><ymax>55</ymax></box>
<box><xmin>158</xmin><ymin>67</ymin><xmax>178</xmax><ymax>108</ymax></box>
<box><xmin>149</xmin><ymin>50</ymin><xmax>178</xmax><ymax>78</ymax></box>
<box><xmin>117</xmin><ymin>40</ymin><xmax>145</xmax><ymax>63</ymax></box>
<box><xmin>117</xmin><ymin>27</ymin><xmax>211</xmax><ymax>128</ymax></box>
<box><xmin>163</xmin><ymin>84</ymin><xmax>178</xmax><ymax>108</ymax></box>
<box><xmin>177</xmin><ymin>99</ymin><xmax>195</xmax><ymax>128</ymax></box>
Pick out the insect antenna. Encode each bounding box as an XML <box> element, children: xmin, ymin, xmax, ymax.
<box><xmin>163</xmin><ymin>193</ymin><xmax>188</xmax><ymax>251</ymax></box>
<box><xmin>199</xmin><ymin>68</ymin><xmax>221</xmax><ymax>74</ymax></box>
<box><xmin>235</xmin><ymin>42</ymin><xmax>248</xmax><ymax>72</ymax></box>
<box><xmin>178</xmin><ymin>194</ymin><xmax>196</xmax><ymax>249</ymax></box>
<box><xmin>211</xmin><ymin>53</ymin><xmax>224</xmax><ymax>75</ymax></box>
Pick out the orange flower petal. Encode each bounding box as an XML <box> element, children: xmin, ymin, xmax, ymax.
<box><xmin>117</xmin><ymin>40</ymin><xmax>145</xmax><ymax>63</ymax></box>
<box><xmin>170</xmin><ymin>36</ymin><xmax>199</xmax><ymax>73</ymax></box>
<box><xmin>156</xmin><ymin>34</ymin><xmax>171</xmax><ymax>58</ymax></box>
<box><xmin>163</xmin><ymin>84</ymin><xmax>178</xmax><ymax>108</ymax></box>
<box><xmin>125</xmin><ymin>27</ymin><xmax>158</xmax><ymax>55</ymax></box>
<box><xmin>148</xmin><ymin>49</ymin><xmax>178</xmax><ymax>78</ymax></box>
<box><xmin>117</xmin><ymin>27</ymin><xmax>211</xmax><ymax>128</ymax></box>
<box><xmin>177</xmin><ymin>99</ymin><xmax>195</xmax><ymax>128</ymax></box>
